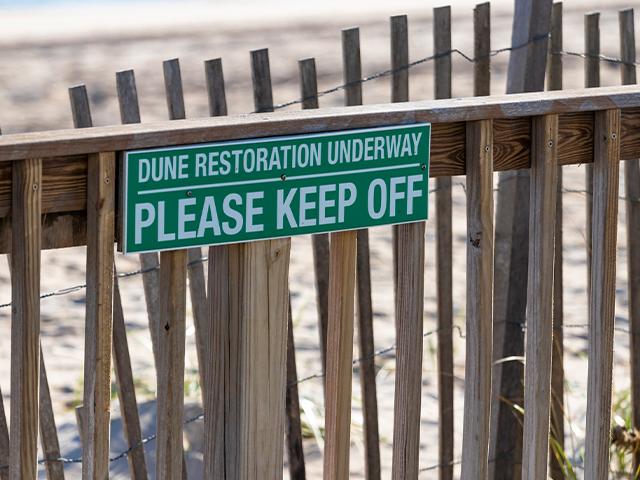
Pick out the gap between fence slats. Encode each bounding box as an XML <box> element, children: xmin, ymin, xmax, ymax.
<box><xmin>584</xmin><ymin>108</ymin><xmax>621</xmax><ymax>479</ymax></box>
<box><xmin>82</xmin><ymin>151</ymin><xmax>115</xmax><ymax>480</ymax></box>
<box><xmin>461</xmin><ymin>119</ymin><xmax>493</xmax><ymax>480</ymax></box>
<box><xmin>521</xmin><ymin>114</ymin><xmax>558</xmax><ymax>480</ymax></box>
<box><xmin>10</xmin><ymin>157</ymin><xmax>42</xmax><ymax>480</ymax></box>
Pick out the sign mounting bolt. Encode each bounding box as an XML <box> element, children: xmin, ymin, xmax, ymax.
<box><xmin>280</xmin><ymin>174</ymin><xmax>287</xmax><ymax>181</ymax></box>
<box><xmin>186</xmin><ymin>191</ymin><xmax>193</xmax><ymax>197</ymax></box>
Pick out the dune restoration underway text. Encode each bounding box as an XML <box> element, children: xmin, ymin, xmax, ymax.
<box><xmin>121</xmin><ymin>123</ymin><xmax>431</xmax><ymax>253</ymax></box>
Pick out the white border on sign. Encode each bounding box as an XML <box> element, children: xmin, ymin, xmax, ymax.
<box><xmin>122</xmin><ymin>122</ymin><xmax>431</xmax><ymax>254</ymax></box>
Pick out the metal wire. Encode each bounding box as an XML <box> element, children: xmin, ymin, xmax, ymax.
<box><xmin>270</xmin><ymin>33</ymin><xmax>551</xmax><ymax>111</ymax></box>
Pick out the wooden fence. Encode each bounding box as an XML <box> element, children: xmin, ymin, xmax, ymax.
<box><xmin>2</xmin><ymin>2</ymin><xmax>640</xmax><ymax>479</ymax></box>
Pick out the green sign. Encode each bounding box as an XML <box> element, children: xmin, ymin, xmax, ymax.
<box><xmin>121</xmin><ymin>123</ymin><xmax>431</xmax><ymax>254</ymax></box>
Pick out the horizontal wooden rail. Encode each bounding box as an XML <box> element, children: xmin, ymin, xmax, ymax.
<box><xmin>0</xmin><ymin>85</ymin><xmax>638</xmax><ymax>161</ymax></box>
<box><xmin>0</xmin><ymin>86</ymin><xmax>638</xmax><ymax>253</ymax></box>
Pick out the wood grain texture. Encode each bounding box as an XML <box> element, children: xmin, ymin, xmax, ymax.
<box><xmin>299</xmin><ymin>58</ymin><xmax>320</xmax><ymax>110</ymax></box>
<box><xmin>461</xmin><ymin>120</ymin><xmax>493</xmax><ymax>480</ymax></box>
<box><xmin>39</xmin><ymin>351</ymin><xmax>66</xmax><ymax>480</ymax></box>
<box><xmin>391</xmin><ymin>15</ymin><xmax>409</xmax><ymax>103</ymax></box>
<box><xmin>156</xmin><ymin>249</ymin><xmax>187</xmax><ymax>480</ymax></box>
<box><xmin>251</xmin><ymin>49</ymin><xmax>273</xmax><ymax>113</ymax></box>
<box><xmin>584</xmin><ymin>12</ymin><xmax>600</xmax><ymax>321</ymax></box>
<box><xmin>434</xmin><ymin>7</ymin><xmax>452</xmax><ymax>100</ymax></box>
<box><xmin>116</xmin><ymin>70</ymin><xmax>142</xmax><ymax>126</ymax></box>
<box><xmin>113</xmin><ymin>278</ymin><xmax>149</xmax><ymax>480</ymax></box>
<box><xmin>285</xmin><ymin>301</ymin><xmax>306</xmax><ymax>480</ymax></box>
<box><xmin>391</xmin><ymin>220</ymin><xmax>426</xmax><ymax>480</ymax></box>
<box><xmin>205</xmin><ymin>59</ymin><xmax>228</xmax><ymax>117</ymax></box>
<box><xmin>2</xmin><ymin>86</ymin><xmax>640</xmax><ymax>162</ymax></box>
<box><xmin>5</xmin><ymin>250</ymin><xmax>64</xmax><ymax>480</ymax></box>
<box><xmin>10</xmin><ymin>157</ymin><xmax>41</xmax><ymax>480</ymax></box>
<box><xmin>474</xmin><ymin>2</ymin><xmax>491</xmax><ymax>97</ymax></box>
<box><xmin>82</xmin><ymin>151</ymin><xmax>115</xmax><ymax>480</ymax></box>
<box><xmin>203</xmin><ymin>243</ymin><xmax>232</xmax><ymax>479</ymax></box>
<box><xmin>69</xmin><ymin>86</ymin><xmax>93</xmax><ymax>129</ymax></box>
<box><xmin>208</xmin><ymin>49</ymin><xmax>292</xmax><ymax>480</ymax></box>
<box><xmin>547</xmin><ymin>2</ymin><xmax>563</xmax><ymax>92</ymax></box>
<box><xmin>2</xmin><ymin>104</ymin><xmax>640</xmax><ymax>225</ymax></box>
<box><xmin>251</xmin><ymin>49</ymin><xmax>295</xmax><ymax>480</ymax></box>
<box><xmin>342</xmin><ymin>28</ymin><xmax>362</xmax><ymax>107</ymax></box>
<box><xmin>547</xmin><ymin>6</ymin><xmax>565</xmax><ymax>479</ymax></box>
<box><xmin>202</xmin><ymin>60</ymin><xmax>232</xmax><ymax>479</ymax></box>
<box><xmin>521</xmin><ymin>115</ymin><xmax>558</xmax><ymax>480</ymax></box>
<box><xmin>434</xmin><ymin>7</ymin><xmax>454</xmax><ymax>480</ymax></box>
<box><xmin>299</xmin><ymin>57</ymin><xmax>329</xmax><ymax>384</ymax></box>
<box><xmin>323</xmin><ymin>230</ymin><xmax>357</xmax><ymax>480</ymax></box>
<box><xmin>240</xmin><ymin>238</ymin><xmax>291</xmax><ymax>479</ymax></box>
<box><xmin>1</xmin><ymin>92</ymin><xmax>640</xmax><ymax>252</ymax></box>
<box><xmin>584</xmin><ymin>109</ymin><xmax>620</xmax><ymax>479</ymax></box>
<box><xmin>116</xmin><ymin>69</ymin><xmax>162</xmax><ymax>370</ymax></box>
<box><xmin>620</xmin><ymin>7</ymin><xmax>640</xmax><ymax>472</ymax></box>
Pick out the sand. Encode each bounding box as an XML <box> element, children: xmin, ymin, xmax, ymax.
<box><xmin>0</xmin><ymin>0</ymin><xmax>638</xmax><ymax>477</ymax></box>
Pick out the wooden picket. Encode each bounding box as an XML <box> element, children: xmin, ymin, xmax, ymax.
<box><xmin>585</xmin><ymin>108</ymin><xmax>621</xmax><ymax>478</ymax></box>
<box><xmin>547</xmin><ymin>4</ymin><xmax>565</xmax><ymax>479</ymax></box>
<box><xmin>585</xmin><ymin>11</ymin><xmax>600</xmax><ymax>316</ymax></box>
<box><xmin>433</xmin><ymin>8</ymin><xmax>454</xmax><ymax>480</ymax></box>
<box><xmin>521</xmin><ymin>114</ymin><xmax>558</xmax><ymax>479</ymax></box>
<box><xmin>70</xmin><ymin>83</ymin><xmax>148</xmax><ymax>480</ymax></box>
<box><xmin>461</xmin><ymin>119</ymin><xmax>493</xmax><ymax>480</ymax></box>
<box><xmin>10</xmin><ymin>156</ymin><xmax>41</xmax><ymax>479</ymax></box>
